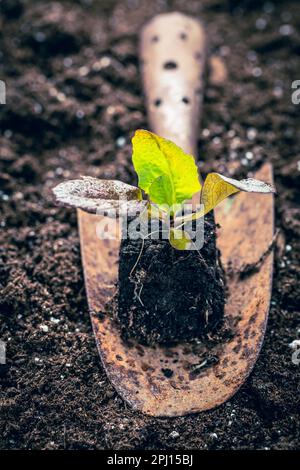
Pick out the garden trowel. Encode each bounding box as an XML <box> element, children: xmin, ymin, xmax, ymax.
<box><xmin>77</xmin><ymin>12</ymin><xmax>274</xmax><ymax>416</ymax></box>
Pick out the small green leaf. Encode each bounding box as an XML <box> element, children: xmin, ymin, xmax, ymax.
<box><xmin>132</xmin><ymin>129</ymin><xmax>201</xmax><ymax>208</ymax></box>
<box><xmin>169</xmin><ymin>228</ymin><xmax>192</xmax><ymax>251</ymax></box>
<box><xmin>173</xmin><ymin>172</ymin><xmax>275</xmax><ymax>229</ymax></box>
<box><xmin>201</xmin><ymin>172</ymin><xmax>275</xmax><ymax>215</ymax></box>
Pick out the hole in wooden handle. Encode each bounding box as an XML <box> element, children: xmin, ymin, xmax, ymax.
<box><xmin>163</xmin><ymin>61</ymin><xmax>178</xmax><ymax>70</ymax></box>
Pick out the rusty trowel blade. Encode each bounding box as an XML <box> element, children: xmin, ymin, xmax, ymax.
<box><xmin>77</xmin><ymin>163</ymin><xmax>274</xmax><ymax>417</ymax></box>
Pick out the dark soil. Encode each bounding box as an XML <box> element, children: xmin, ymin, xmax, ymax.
<box><xmin>118</xmin><ymin>213</ymin><xmax>225</xmax><ymax>345</ymax></box>
<box><xmin>1</xmin><ymin>0</ymin><xmax>300</xmax><ymax>450</ymax></box>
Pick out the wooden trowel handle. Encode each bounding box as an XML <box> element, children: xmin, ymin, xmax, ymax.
<box><xmin>139</xmin><ymin>12</ymin><xmax>206</xmax><ymax>157</ymax></box>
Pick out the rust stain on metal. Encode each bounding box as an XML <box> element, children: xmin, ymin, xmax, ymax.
<box><xmin>77</xmin><ymin>163</ymin><xmax>274</xmax><ymax>417</ymax></box>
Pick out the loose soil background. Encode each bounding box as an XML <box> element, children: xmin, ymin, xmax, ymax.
<box><xmin>1</xmin><ymin>0</ymin><xmax>300</xmax><ymax>450</ymax></box>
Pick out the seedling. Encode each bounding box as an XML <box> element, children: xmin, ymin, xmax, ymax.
<box><xmin>53</xmin><ymin>129</ymin><xmax>275</xmax><ymax>250</ymax></box>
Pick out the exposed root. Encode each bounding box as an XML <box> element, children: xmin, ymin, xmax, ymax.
<box><xmin>129</xmin><ymin>229</ymin><xmax>168</xmax><ymax>278</ymax></box>
<box><xmin>129</xmin><ymin>236</ymin><xmax>145</xmax><ymax>278</ymax></box>
<box><xmin>132</xmin><ymin>269</ymin><xmax>146</xmax><ymax>306</ymax></box>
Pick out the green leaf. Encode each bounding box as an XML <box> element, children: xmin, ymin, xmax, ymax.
<box><xmin>132</xmin><ymin>129</ymin><xmax>201</xmax><ymax>208</ymax></box>
<box><xmin>149</xmin><ymin>174</ymin><xmax>174</xmax><ymax>207</ymax></box>
<box><xmin>201</xmin><ymin>172</ymin><xmax>276</xmax><ymax>215</ymax></box>
<box><xmin>174</xmin><ymin>172</ymin><xmax>275</xmax><ymax>228</ymax></box>
<box><xmin>169</xmin><ymin>228</ymin><xmax>192</xmax><ymax>251</ymax></box>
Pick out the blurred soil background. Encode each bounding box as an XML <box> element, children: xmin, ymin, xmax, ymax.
<box><xmin>0</xmin><ymin>0</ymin><xmax>300</xmax><ymax>449</ymax></box>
